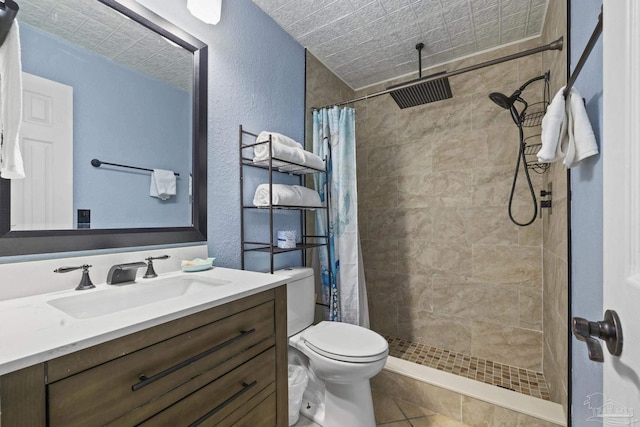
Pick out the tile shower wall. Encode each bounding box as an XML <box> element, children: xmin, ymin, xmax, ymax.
<box><xmin>540</xmin><ymin>0</ymin><xmax>569</xmax><ymax>412</ymax></box>
<box><xmin>354</xmin><ymin>43</ymin><xmax>548</xmax><ymax>372</ymax></box>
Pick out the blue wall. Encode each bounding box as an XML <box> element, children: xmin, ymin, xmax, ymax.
<box><xmin>20</xmin><ymin>24</ymin><xmax>192</xmax><ymax>229</ymax></box>
<box><xmin>569</xmin><ymin>1</ymin><xmax>603</xmax><ymax>424</ymax></box>
<box><xmin>136</xmin><ymin>0</ymin><xmax>306</xmax><ymax>270</ymax></box>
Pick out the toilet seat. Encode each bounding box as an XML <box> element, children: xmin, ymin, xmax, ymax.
<box><xmin>301</xmin><ymin>321</ymin><xmax>389</xmax><ymax>363</ymax></box>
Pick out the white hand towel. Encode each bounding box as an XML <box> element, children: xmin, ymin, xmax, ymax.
<box><xmin>253</xmin><ymin>184</ymin><xmax>322</xmax><ymax>207</ymax></box>
<box><xmin>563</xmin><ymin>87</ymin><xmax>599</xmax><ymax>168</ymax></box>
<box><xmin>537</xmin><ymin>86</ymin><xmax>567</xmax><ymax>163</ymax></box>
<box><xmin>150</xmin><ymin>169</ymin><xmax>176</xmax><ymax>200</ymax></box>
<box><xmin>0</xmin><ymin>21</ymin><xmax>24</xmax><ymax>179</ymax></box>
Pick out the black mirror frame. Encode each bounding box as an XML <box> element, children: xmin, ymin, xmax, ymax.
<box><xmin>0</xmin><ymin>0</ymin><xmax>207</xmax><ymax>257</ymax></box>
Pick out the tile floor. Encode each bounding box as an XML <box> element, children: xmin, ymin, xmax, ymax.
<box><xmin>386</xmin><ymin>335</ymin><xmax>551</xmax><ymax>401</ymax></box>
<box><xmin>292</xmin><ymin>391</ymin><xmax>470</xmax><ymax>427</ymax></box>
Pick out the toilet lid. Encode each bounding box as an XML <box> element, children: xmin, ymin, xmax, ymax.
<box><xmin>302</xmin><ymin>321</ymin><xmax>389</xmax><ymax>363</ymax></box>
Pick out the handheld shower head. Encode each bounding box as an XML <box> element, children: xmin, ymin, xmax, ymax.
<box><xmin>489</xmin><ymin>72</ymin><xmax>548</xmax><ymax>109</ymax></box>
<box><xmin>489</xmin><ymin>90</ymin><xmax>525</xmax><ymax>126</ymax></box>
<box><xmin>488</xmin><ymin>90</ymin><xmax>521</xmax><ymax>109</ymax></box>
<box><xmin>489</xmin><ymin>92</ymin><xmax>511</xmax><ymax>109</ymax></box>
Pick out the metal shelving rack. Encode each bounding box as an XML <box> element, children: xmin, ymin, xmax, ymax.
<box><xmin>239</xmin><ymin>125</ymin><xmax>330</xmax><ymax>273</ymax></box>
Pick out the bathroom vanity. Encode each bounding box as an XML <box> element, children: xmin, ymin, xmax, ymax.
<box><xmin>0</xmin><ymin>268</ymin><xmax>288</xmax><ymax>426</ymax></box>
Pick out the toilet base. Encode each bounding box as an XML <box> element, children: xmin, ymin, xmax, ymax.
<box><xmin>300</xmin><ymin>379</ymin><xmax>375</xmax><ymax>427</ymax></box>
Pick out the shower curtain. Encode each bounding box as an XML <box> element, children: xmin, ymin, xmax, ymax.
<box><xmin>312</xmin><ymin>106</ymin><xmax>369</xmax><ymax>327</ymax></box>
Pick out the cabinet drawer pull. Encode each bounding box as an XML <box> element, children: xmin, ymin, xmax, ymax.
<box><xmin>189</xmin><ymin>380</ymin><xmax>258</xmax><ymax>427</ymax></box>
<box><xmin>131</xmin><ymin>328</ymin><xmax>256</xmax><ymax>391</ymax></box>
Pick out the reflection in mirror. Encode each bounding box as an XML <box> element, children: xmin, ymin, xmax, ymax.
<box><xmin>0</xmin><ymin>0</ymin><xmax>208</xmax><ymax>256</ymax></box>
<box><xmin>14</xmin><ymin>0</ymin><xmax>193</xmax><ymax>230</ymax></box>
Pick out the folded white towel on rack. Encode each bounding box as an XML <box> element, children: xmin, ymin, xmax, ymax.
<box><xmin>254</xmin><ymin>137</ymin><xmax>305</xmax><ymax>165</ymax></box>
<box><xmin>253</xmin><ymin>184</ymin><xmax>322</xmax><ymax>208</ymax></box>
<box><xmin>563</xmin><ymin>87</ymin><xmax>599</xmax><ymax>168</ymax></box>
<box><xmin>253</xmin><ymin>132</ymin><xmax>325</xmax><ymax>172</ymax></box>
<box><xmin>256</xmin><ymin>131</ymin><xmax>301</xmax><ymax>148</ymax></box>
<box><xmin>280</xmin><ymin>149</ymin><xmax>325</xmax><ymax>172</ymax></box>
<box><xmin>150</xmin><ymin>169</ymin><xmax>176</xmax><ymax>200</ymax></box>
<box><xmin>537</xmin><ymin>86</ymin><xmax>567</xmax><ymax>163</ymax></box>
<box><xmin>0</xmin><ymin>21</ymin><xmax>25</xmax><ymax>179</ymax></box>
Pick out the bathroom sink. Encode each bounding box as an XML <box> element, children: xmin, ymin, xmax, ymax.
<box><xmin>47</xmin><ymin>275</ymin><xmax>232</xmax><ymax>319</ymax></box>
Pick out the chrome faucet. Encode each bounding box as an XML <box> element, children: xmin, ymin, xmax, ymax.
<box><xmin>106</xmin><ymin>262</ymin><xmax>147</xmax><ymax>285</ymax></box>
<box><xmin>54</xmin><ymin>265</ymin><xmax>95</xmax><ymax>290</ymax></box>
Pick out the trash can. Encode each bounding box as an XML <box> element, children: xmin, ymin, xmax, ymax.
<box><xmin>288</xmin><ymin>365</ymin><xmax>309</xmax><ymax>426</ymax></box>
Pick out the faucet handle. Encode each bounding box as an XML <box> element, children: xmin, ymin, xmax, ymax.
<box><xmin>144</xmin><ymin>255</ymin><xmax>170</xmax><ymax>278</ymax></box>
<box><xmin>54</xmin><ymin>264</ymin><xmax>95</xmax><ymax>291</ymax></box>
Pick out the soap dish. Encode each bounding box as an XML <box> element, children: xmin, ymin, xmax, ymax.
<box><xmin>181</xmin><ymin>257</ymin><xmax>215</xmax><ymax>272</ymax></box>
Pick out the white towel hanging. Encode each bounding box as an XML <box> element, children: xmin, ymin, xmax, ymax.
<box><xmin>563</xmin><ymin>87</ymin><xmax>599</xmax><ymax>168</ymax></box>
<box><xmin>0</xmin><ymin>20</ymin><xmax>24</xmax><ymax>179</ymax></box>
<box><xmin>150</xmin><ymin>169</ymin><xmax>176</xmax><ymax>200</ymax></box>
<box><xmin>537</xmin><ymin>86</ymin><xmax>598</xmax><ymax>168</ymax></box>
<box><xmin>537</xmin><ymin>86</ymin><xmax>567</xmax><ymax>163</ymax></box>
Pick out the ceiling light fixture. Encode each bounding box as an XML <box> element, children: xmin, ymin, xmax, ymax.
<box><xmin>187</xmin><ymin>0</ymin><xmax>222</xmax><ymax>25</ymax></box>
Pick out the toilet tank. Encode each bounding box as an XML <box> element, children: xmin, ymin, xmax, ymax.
<box><xmin>273</xmin><ymin>267</ymin><xmax>315</xmax><ymax>337</ymax></box>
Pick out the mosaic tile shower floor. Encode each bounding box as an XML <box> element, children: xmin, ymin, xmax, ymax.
<box><xmin>385</xmin><ymin>336</ymin><xmax>551</xmax><ymax>401</ymax></box>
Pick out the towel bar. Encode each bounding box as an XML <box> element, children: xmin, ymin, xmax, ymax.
<box><xmin>91</xmin><ymin>159</ymin><xmax>179</xmax><ymax>176</ymax></box>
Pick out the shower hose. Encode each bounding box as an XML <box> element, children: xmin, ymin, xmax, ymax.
<box><xmin>508</xmin><ymin>114</ymin><xmax>538</xmax><ymax>227</ymax></box>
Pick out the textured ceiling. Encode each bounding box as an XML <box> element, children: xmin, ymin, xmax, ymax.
<box><xmin>17</xmin><ymin>0</ymin><xmax>193</xmax><ymax>92</ymax></box>
<box><xmin>253</xmin><ymin>0</ymin><xmax>549</xmax><ymax>89</ymax></box>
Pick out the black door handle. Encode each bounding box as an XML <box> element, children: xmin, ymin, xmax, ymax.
<box><xmin>572</xmin><ymin>309</ymin><xmax>623</xmax><ymax>362</ymax></box>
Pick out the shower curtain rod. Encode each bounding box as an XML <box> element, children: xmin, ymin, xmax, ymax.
<box><xmin>312</xmin><ymin>37</ymin><xmax>564</xmax><ymax>111</ymax></box>
<box><xmin>563</xmin><ymin>9</ymin><xmax>602</xmax><ymax>99</ymax></box>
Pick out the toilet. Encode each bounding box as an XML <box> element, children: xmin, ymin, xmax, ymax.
<box><xmin>275</xmin><ymin>267</ymin><xmax>388</xmax><ymax>427</ymax></box>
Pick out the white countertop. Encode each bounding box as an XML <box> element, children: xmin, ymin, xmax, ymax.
<box><xmin>0</xmin><ymin>267</ymin><xmax>288</xmax><ymax>376</ymax></box>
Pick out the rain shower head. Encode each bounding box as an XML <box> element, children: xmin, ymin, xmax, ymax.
<box><xmin>388</xmin><ymin>72</ymin><xmax>453</xmax><ymax>109</ymax></box>
<box><xmin>387</xmin><ymin>43</ymin><xmax>453</xmax><ymax>109</ymax></box>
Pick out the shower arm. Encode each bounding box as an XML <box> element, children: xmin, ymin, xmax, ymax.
<box><xmin>311</xmin><ymin>38</ymin><xmax>563</xmax><ymax>111</ymax></box>
<box><xmin>515</xmin><ymin>72</ymin><xmax>550</xmax><ymax>95</ymax></box>
<box><xmin>508</xmin><ymin>71</ymin><xmax>550</xmax><ymax>122</ymax></box>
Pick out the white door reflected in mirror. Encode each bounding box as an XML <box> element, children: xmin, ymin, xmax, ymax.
<box><xmin>11</xmin><ymin>72</ymin><xmax>72</xmax><ymax>231</ymax></box>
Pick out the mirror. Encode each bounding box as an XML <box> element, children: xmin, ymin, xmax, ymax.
<box><xmin>0</xmin><ymin>0</ymin><xmax>207</xmax><ymax>256</ymax></box>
